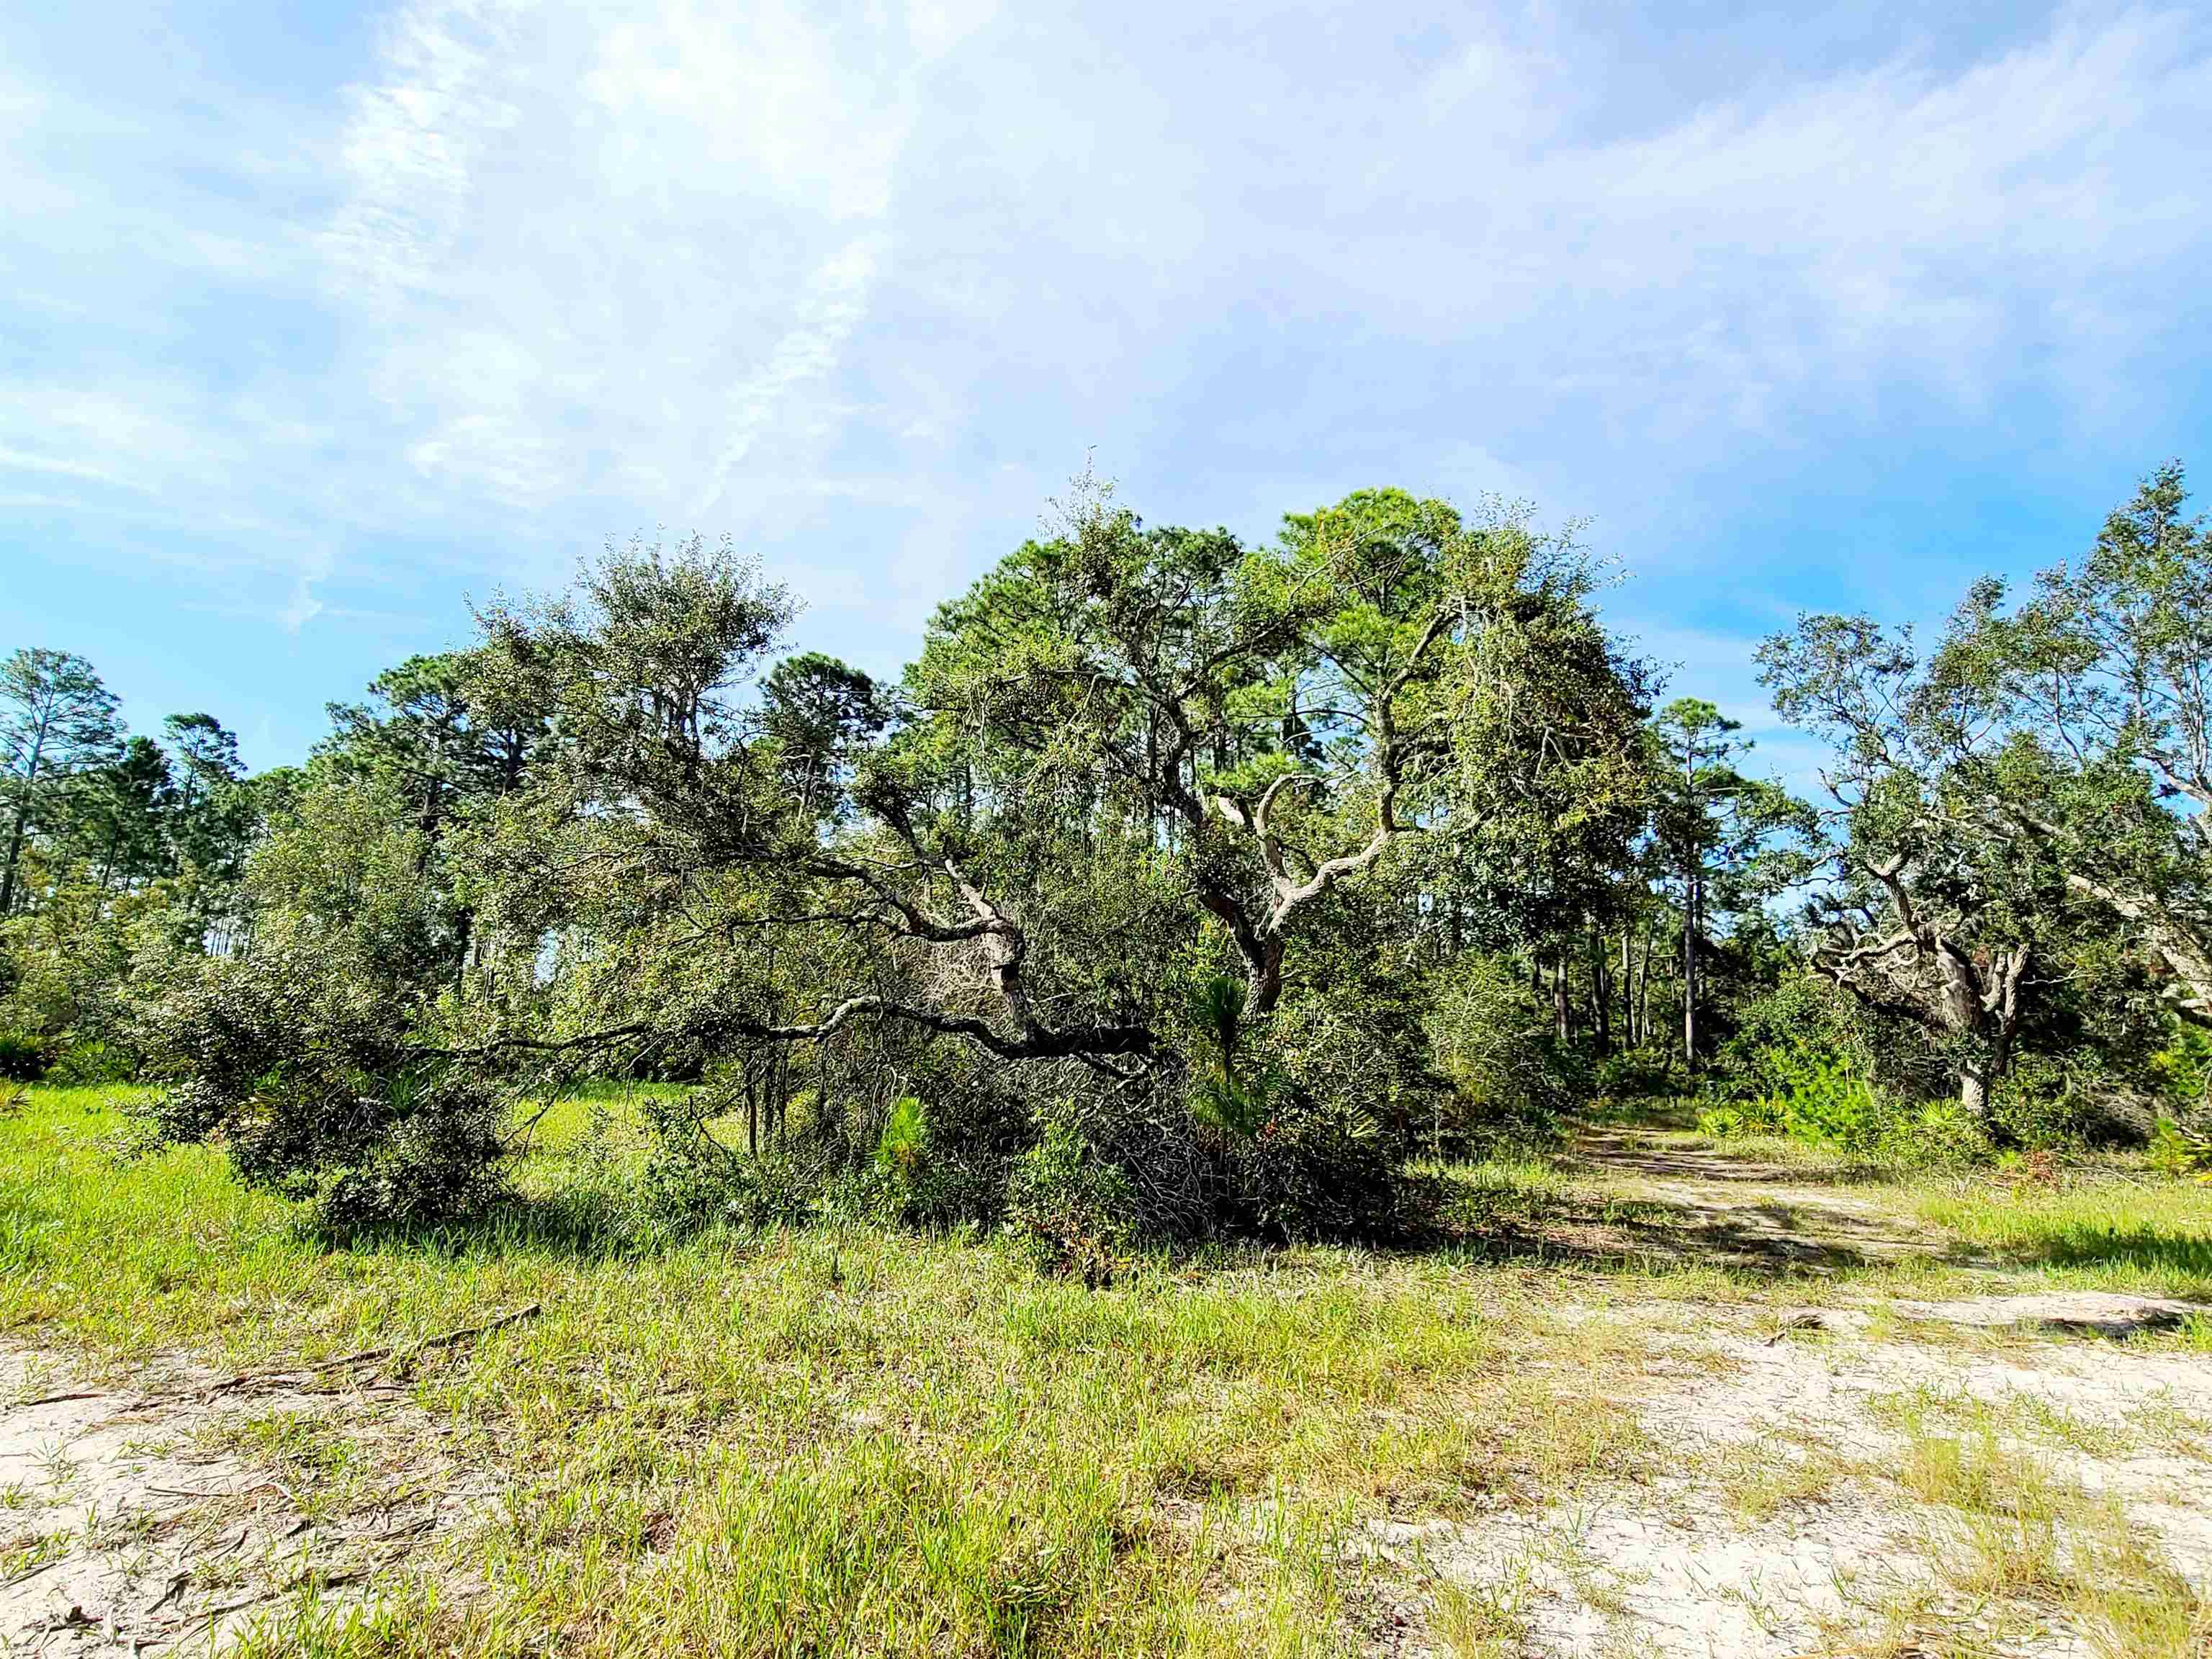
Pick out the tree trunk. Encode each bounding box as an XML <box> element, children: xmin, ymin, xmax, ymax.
<box><xmin>1681</xmin><ymin>880</ymin><xmax>1699</xmax><ymax>1072</ymax></box>
<box><xmin>1633</xmin><ymin>919</ymin><xmax>1655</xmax><ymax>1048</ymax></box>
<box><xmin>0</xmin><ymin>720</ymin><xmax>46</xmax><ymax>916</ymax></box>
<box><xmin>1959</xmin><ymin>1060</ymin><xmax>1992</xmax><ymax>1120</ymax></box>
<box><xmin>1619</xmin><ymin>932</ymin><xmax>1632</xmax><ymax>1047</ymax></box>
<box><xmin>1552</xmin><ymin>955</ymin><xmax>1570</xmax><ymax>1045</ymax></box>
<box><xmin>1590</xmin><ymin>925</ymin><xmax>1611</xmax><ymax>1056</ymax></box>
<box><xmin>1959</xmin><ymin>1022</ymin><xmax>2018</xmax><ymax>1125</ymax></box>
<box><xmin>0</xmin><ymin>793</ymin><xmax>30</xmax><ymax>916</ymax></box>
<box><xmin>169</xmin><ymin>771</ymin><xmax>197</xmax><ymax>876</ymax></box>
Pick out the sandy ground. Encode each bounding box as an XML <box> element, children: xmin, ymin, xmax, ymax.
<box><xmin>6</xmin><ymin>1133</ymin><xmax>2206</xmax><ymax>1656</ymax></box>
<box><xmin>1362</xmin><ymin>1132</ymin><xmax>2212</xmax><ymax>1658</ymax></box>
<box><xmin>1</xmin><ymin>1347</ymin><xmax>497</xmax><ymax>1655</ymax></box>
<box><xmin>1393</xmin><ymin>1313</ymin><xmax>2212</xmax><ymax>1655</ymax></box>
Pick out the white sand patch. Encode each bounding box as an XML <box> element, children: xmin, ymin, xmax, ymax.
<box><xmin>1</xmin><ymin>1346</ymin><xmax>497</xmax><ymax>1655</ymax></box>
<box><xmin>1374</xmin><ymin>1313</ymin><xmax>2212</xmax><ymax>1655</ymax></box>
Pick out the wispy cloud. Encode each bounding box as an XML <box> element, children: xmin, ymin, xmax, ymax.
<box><xmin>323</xmin><ymin>0</ymin><xmax>532</xmax><ymax>313</ymax></box>
<box><xmin>313</xmin><ymin>0</ymin><xmax>971</xmax><ymax>529</ymax></box>
<box><xmin>2</xmin><ymin>0</ymin><xmax>2208</xmax><ymax>749</ymax></box>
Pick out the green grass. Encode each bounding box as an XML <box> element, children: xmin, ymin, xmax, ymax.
<box><xmin>1911</xmin><ymin>1172</ymin><xmax>2212</xmax><ymax>1299</ymax></box>
<box><xmin>8</xmin><ymin>1086</ymin><xmax>2212</xmax><ymax>1655</ymax></box>
<box><xmin>1894</xmin><ymin>1425</ymin><xmax>2211</xmax><ymax>1657</ymax></box>
<box><xmin>0</xmin><ymin>1087</ymin><xmax>1651</xmax><ymax>1656</ymax></box>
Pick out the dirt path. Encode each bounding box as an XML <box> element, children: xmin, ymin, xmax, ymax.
<box><xmin>0</xmin><ymin>1349</ymin><xmax>493</xmax><ymax>1655</ymax></box>
<box><xmin>1373</xmin><ymin>1130</ymin><xmax>2212</xmax><ymax>1657</ymax></box>
<box><xmin>1388</xmin><ymin>1313</ymin><xmax>2212</xmax><ymax>1655</ymax></box>
<box><xmin>1568</xmin><ymin>1125</ymin><xmax>1954</xmax><ymax>1269</ymax></box>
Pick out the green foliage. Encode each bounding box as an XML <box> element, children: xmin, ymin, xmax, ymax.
<box><xmin>1002</xmin><ymin>1120</ymin><xmax>1138</xmax><ymax>1279</ymax></box>
<box><xmin>1185</xmin><ymin>974</ymin><xmax>1270</xmax><ymax>1139</ymax></box>
<box><xmin>45</xmin><ymin>463</ymin><xmax>2211</xmax><ymax>1244</ymax></box>
<box><xmin>634</xmin><ymin>1046</ymin><xmax>1040</xmax><ymax>1237</ymax></box>
<box><xmin>134</xmin><ymin>830</ymin><xmax>503</xmax><ymax>1231</ymax></box>
<box><xmin>2149</xmin><ymin>1118</ymin><xmax>2212</xmax><ymax>1182</ymax></box>
<box><xmin>1696</xmin><ymin>1071</ymin><xmax>1871</xmax><ymax>1147</ymax></box>
<box><xmin>634</xmin><ymin>1092</ymin><xmax>838</xmax><ymax>1233</ymax></box>
<box><xmin>2154</xmin><ymin>1022</ymin><xmax>2212</xmax><ymax>1117</ymax></box>
<box><xmin>1426</xmin><ymin>956</ymin><xmax>1581</xmax><ymax>1150</ymax></box>
<box><xmin>1</xmin><ymin>648</ymin><xmax>125</xmax><ymax>917</ymax></box>
<box><xmin>45</xmin><ymin>1038</ymin><xmax>130</xmax><ymax>1084</ymax></box>
<box><xmin>1706</xmin><ymin>976</ymin><xmax>1996</xmax><ymax>1161</ymax></box>
<box><xmin>2149</xmin><ymin>1118</ymin><xmax>2210</xmax><ymax>1179</ymax></box>
<box><xmin>875</xmin><ymin>1095</ymin><xmax>928</xmax><ymax>1174</ymax></box>
<box><xmin>1696</xmin><ymin>1091</ymin><xmax>1989</xmax><ymax>1166</ymax></box>
<box><xmin>0</xmin><ymin>1029</ymin><xmax>48</xmax><ymax>1082</ymax></box>
<box><xmin>1593</xmin><ymin>1049</ymin><xmax>1680</xmax><ymax>1100</ymax></box>
<box><xmin>1987</xmin><ymin>1053</ymin><xmax>2128</xmax><ymax>1150</ymax></box>
<box><xmin>867</xmin><ymin>1085</ymin><xmax>1029</xmax><ymax>1230</ymax></box>
<box><xmin>1719</xmin><ymin>980</ymin><xmax>1855</xmax><ymax>1107</ymax></box>
<box><xmin>1228</xmin><ymin>1094</ymin><xmax>1406</xmax><ymax>1241</ymax></box>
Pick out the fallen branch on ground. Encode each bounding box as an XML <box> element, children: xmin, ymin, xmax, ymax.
<box><xmin>202</xmin><ymin>1303</ymin><xmax>544</xmax><ymax>1397</ymax></box>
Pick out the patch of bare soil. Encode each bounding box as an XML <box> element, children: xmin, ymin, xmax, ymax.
<box><xmin>1565</xmin><ymin>1128</ymin><xmax>1951</xmax><ymax>1271</ymax></box>
<box><xmin>1370</xmin><ymin>1308</ymin><xmax>2212</xmax><ymax>1655</ymax></box>
<box><xmin>1369</xmin><ymin>1132</ymin><xmax>2212</xmax><ymax>1656</ymax></box>
<box><xmin>1</xmin><ymin>1346</ymin><xmax>496</xmax><ymax>1655</ymax></box>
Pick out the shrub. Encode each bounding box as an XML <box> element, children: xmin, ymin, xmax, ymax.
<box><xmin>623</xmin><ymin>1000</ymin><xmax>1421</xmax><ymax>1255</ymax></box>
<box><xmin>874</xmin><ymin>1094</ymin><xmax>927</xmax><ymax>1175</ymax></box>
<box><xmin>1228</xmin><ymin>1095</ymin><xmax>1405</xmax><ymax>1241</ymax></box>
<box><xmin>1695</xmin><ymin>1100</ymin><xmax>1779</xmax><ymax>1140</ymax></box>
<box><xmin>1722</xmin><ymin>974</ymin><xmax>1966</xmax><ymax>1118</ymax></box>
<box><xmin>1712</xmin><ymin>976</ymin><xmax>1928</xmax><ymax>1155</ymax></box>
<box><xmin>1002</xmin><ymin>1120</ymin><xmax>1137</xmax><ymax>1280</ymax></box>
<box><xmin>1758</xmin><ymin>1048</ymin><xmax>1881</xmax><ymax>1146</ymax></box>
<box><xmin>1868</xmin><ymin>1097</ymin><xmax>1990</xmax><ymax>1166</ymax></box>
<box><xmin>1424</xmin><ymin>957</ymin><xmax>1582</xmax><ymax>1154</ymax></box>
<box><xmin>138</xmin><ymin>940</ymin><xmax>507</xmax><ymax>1230</ymax></box>
<box><xmin>0</xmin><ymin>1030</ymin><xmax>48</xmax><ymax>1082</ymax></box>
<box><xmin>2152</xmin><ymin>1022</ymin><xmax>2212</xmax><ymax>1120</ymax></box>
<box><xmin>1709</xmin><ymin>979</ymin><xmax>1989</xmax><ymax>1162</ymax></box>
<box><xmin>1700</xmin><ymin>1089</ymin><xmax>1989</xmax><ymax>1165</ymax></box>
<box><xmin>634</xmin><ymin>1089</ymin><xmax>840</xmax><ymax>1232</ymax></box>
<box><xmin>869</xmin><ymin>1057</ymin><xmax>1033</xmax><ymax>1229</ymax></box>
<box><xmin>634</xmin><ymin>1043</ymin><xmax>1038</xmax><ymax>1236</ymax></box>
<box><xmin>47</xmin><ymin>1038</ymin><xmax>132</xmax><ymax>1084</ymax></box>
<box><xmin>1187</xmin><ymin>974</ymin><xmax>1419</xmax><ymax>1241</ymax></box>
<box><xmin>2149</xmin><ymin>1118</ymin><xmax>2212</xmax><ymax>1182</ymax></box>
<box><xmin>1593</xmin><ymin>1048</ymin><xmax>1680</xmax><ymax>1101</ymax></box>
<box><xmin>1987</xmin><ymin>1054</ymin><xmax>2110</xmax><ymax>1149</ymax></box>
<box><xmin>1719</xmin><ymin>979</ymin><xmax>1867</xmax><ymax>1101</ymax></box>
<box><xmin>309</xmin><ymin>1071</ymin><xmax>509</xmax><ymax>1231</ymax></box>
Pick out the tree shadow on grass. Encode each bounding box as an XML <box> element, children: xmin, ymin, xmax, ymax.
<box><xmin>1959</xmin><ymin>1223</ymin><xmax>2212</xmax><ymax>1283</ymax></box>
<box><xmin>1408</xmin><ymin>1173</ymin><xmax>1937</xmax><ymax>1280</ymax></box>
<box><xmin>310</xmin><ymin>1186</ymin><xmax>679</xmax><ymax>1266</ymax></box>
<box><xmin>1569</xmin><ymin>1125</ymin><xmax>1902</xmax><ymax>1190</ymax></box>
<box><xmin>356</xmin><ymin>1154</ymin><xmax>1945</xmax><ymax>1281</ymax></box>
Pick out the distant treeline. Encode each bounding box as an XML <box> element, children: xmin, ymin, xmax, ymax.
<box><xmin>4</xmin><ymin>468</ymin><xmax>2208</xmax><ymax>1236</ymax></box>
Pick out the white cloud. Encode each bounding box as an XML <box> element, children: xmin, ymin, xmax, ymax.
<box><xmin>1</xmin><ymin>0</ymin><xmax>2207</xmax><ymax>693</ymax></box>
<box><xmin>700</xmin><ymin>235</ymin><xmax>884</xmax><ymax>513</ymax></box>
<box><xmin>282</xmin><ymin>577</ymin><xmax>328</xmax><ymax>634</ymax></box>
<box><xmin>310</xmin><ymin>0</ymin><xmax>992</xmax><ymax>538</ymax></box>
<box><xmin>0</xmin><ymin>446</ymin><xmax>136</xmax><ymax>490</ymax></box>
<box><xmin>1288</xmin><ymin>9</ymin><xmax>2211</xmax><ymax>441</ymax></box>
<box><xmin>323</xmin><ymin>0</ymin><xmax>533</xmax><ymax>312</ymax></box>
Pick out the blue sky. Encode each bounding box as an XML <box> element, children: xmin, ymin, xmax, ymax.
<box><xmin>4</xmin><ymin>1</ymin><xmax>2208</xmax><ymax>788</ymax></box>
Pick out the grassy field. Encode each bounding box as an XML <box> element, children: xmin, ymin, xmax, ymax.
<box><xmin>6</xmin><ymin>1084</ymin><xmax>2212</xmax><ymax>1655</ymax></box>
